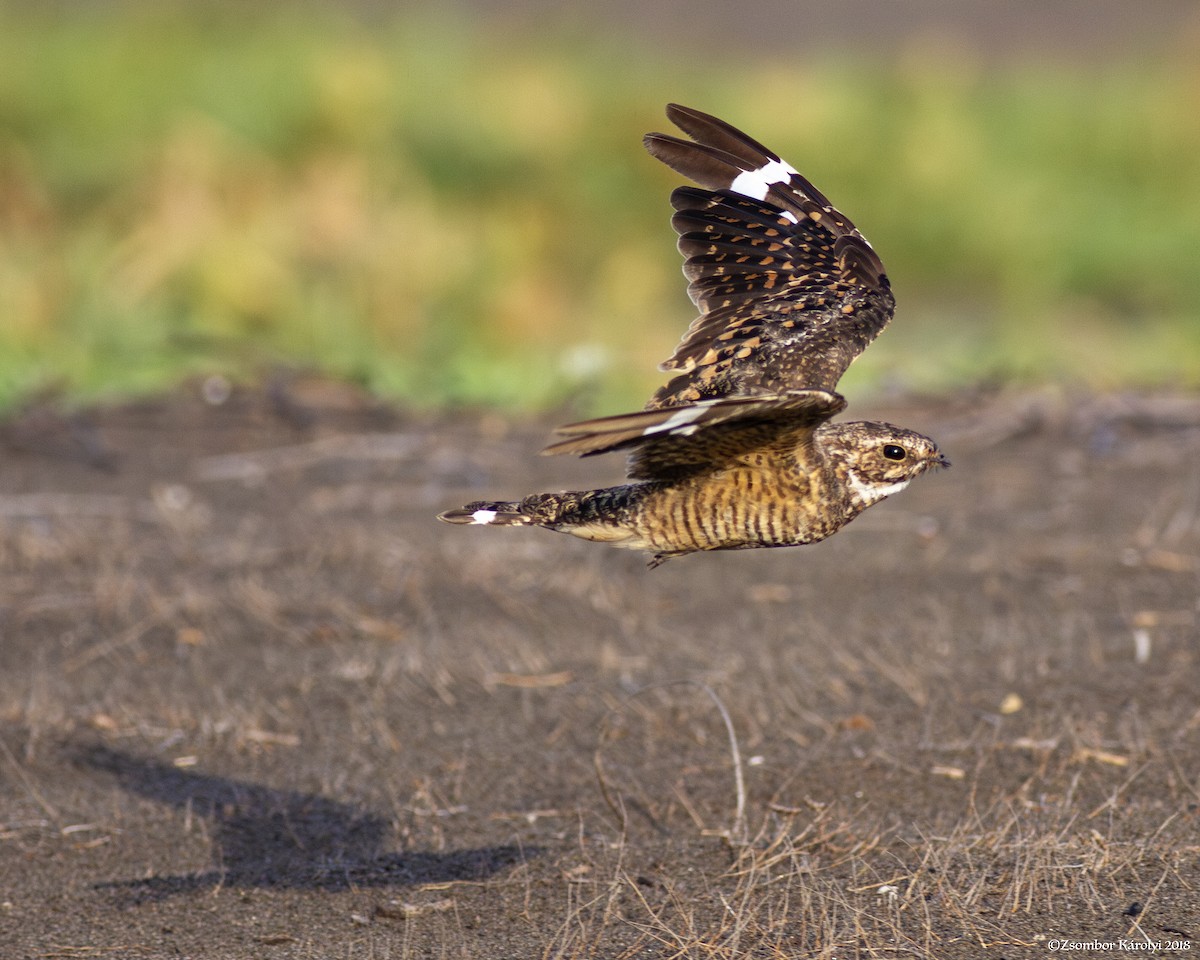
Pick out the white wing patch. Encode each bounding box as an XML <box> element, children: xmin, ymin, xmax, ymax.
<box><xmin>642</xmin><ymin>401</ymin><xmax>721</xmax><ymax>437</ymax></box>
<box><xmin>470</xmin><ymin>509</ymin><xmax>498</xmax><ymax>524</ymax></box>
<box><xmin>729</xmin><ymin>158</ymin><xmax>800</xmax><ymax>202</ymax></box>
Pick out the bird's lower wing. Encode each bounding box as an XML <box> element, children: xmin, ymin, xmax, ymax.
<box><xmin>543</xmin><ymin>389</ymin><xmax>845</xmax><ymax>481</ymax></box>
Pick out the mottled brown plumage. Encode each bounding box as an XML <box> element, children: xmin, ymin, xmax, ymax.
<box><xmin>439</xmin><ymin>105</ymin><xmax>949</xmax><ymax>565</ymax></box>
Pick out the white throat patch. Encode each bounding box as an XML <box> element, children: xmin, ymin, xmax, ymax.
<box><xmin>846</xmin><ymin>471</ymin><xmax>911</xmax><ymax>505</ymax></box>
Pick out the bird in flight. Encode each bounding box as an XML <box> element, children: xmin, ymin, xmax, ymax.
<box><xmin>439</xmin><ymin>104</ymin><xmax>948</xmax><ymax>566</ymax></box>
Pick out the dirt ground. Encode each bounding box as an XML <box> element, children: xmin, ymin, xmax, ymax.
<box><xmin>1</xmin><ymin>378</ymin><xmax>1198</xmax><ymax>959</ymax></box>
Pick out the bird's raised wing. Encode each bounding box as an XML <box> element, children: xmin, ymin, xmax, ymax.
<box><xmin>642</xmin><ymin>103</ymin><xmax>894</xmax><ymax>406</ymax></box>
<box><xmin>544</xmin><ymin>389</ymin><xmax>845</xmax><ymax>481</ymax></box>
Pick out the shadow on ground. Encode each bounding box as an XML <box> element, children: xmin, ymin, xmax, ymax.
<box><xmin>76</xmin><ymin>743</ymin><xmax>531</xmax><ymax>902</ymax></box>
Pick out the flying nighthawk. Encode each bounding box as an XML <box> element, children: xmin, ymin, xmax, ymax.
<box><xmin>439</xmin><ymin>104</ymin><xmax>949</xmax><ymax>566</ymax></box>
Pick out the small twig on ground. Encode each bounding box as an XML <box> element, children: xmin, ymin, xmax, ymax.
<box><xmin>0</xmin><ymin>734</ymin><xmax>59</xmax><ymax>824</ymax></box>
<box><xmin>594</xmin><ymin>679</ymin><xmax>747</xmax><ymax>846</ymax></box>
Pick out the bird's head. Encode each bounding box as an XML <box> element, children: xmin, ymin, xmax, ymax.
<box><xmin>817</xmin><ymin>420</ymin><xmax>949</xmax><ymax>506</ymax></box>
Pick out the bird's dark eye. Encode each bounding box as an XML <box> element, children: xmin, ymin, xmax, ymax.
<box><xmin>882</xmin><ymin>444</ymin><xmax>907</xmax><ymax>461</ymax></box>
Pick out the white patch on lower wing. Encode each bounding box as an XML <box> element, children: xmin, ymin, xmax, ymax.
<box><xmin>470</xmin><ymin>509</ymin><xmax>498</xmax><ymax>524</ymax></box>
<box><xmin>643</xmin><ymin>401</ymin><xmax>719</xmax><ymax>436</ymax></box>
<box><xmin>846</xmin><ymin>472</ymin><xmax>911</xmax><ymax>505</ymax></box>
<box><xmin>730</xmin><ymin>158</ymin><xmax>800</xmax><ymax>201</ymax></box>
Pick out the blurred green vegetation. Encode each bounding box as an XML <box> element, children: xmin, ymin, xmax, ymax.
<box><xmin>1</xmin><ymin>5</ymin><xmax>1199</xmax><ymax>413</ymax></box>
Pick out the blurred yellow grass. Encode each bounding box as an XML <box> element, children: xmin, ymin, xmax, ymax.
<box><xmin>0</xmin><ymin>6</ymin><xmax>1198</xmax><ymax>411</ymax></box>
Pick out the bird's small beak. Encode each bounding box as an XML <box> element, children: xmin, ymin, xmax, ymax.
<box><xmin>932</xmin><ymin>453</ymin><xmax>951</xmax><ymax>469</ymax></box>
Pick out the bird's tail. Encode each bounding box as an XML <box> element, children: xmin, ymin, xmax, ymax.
<box><xmin>437</xmin><ymin>500</ymin><xmax>534</xmax><ymax>526</ymax></box>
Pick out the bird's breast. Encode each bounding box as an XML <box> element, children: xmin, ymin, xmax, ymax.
<box><xmin>632</xmin><ymin>465</ymin><xmax>841</xmax><ymax>552</ymax></box>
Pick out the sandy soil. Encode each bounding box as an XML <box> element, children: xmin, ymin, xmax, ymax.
<box><xmin>1</xmin><ymin>379</ymin><xmax>1198</xmax><ymax>958</ymax></box>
